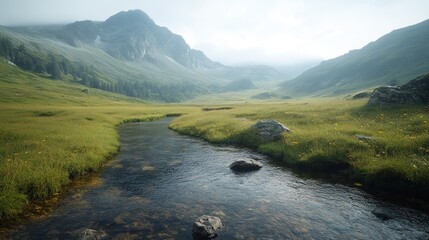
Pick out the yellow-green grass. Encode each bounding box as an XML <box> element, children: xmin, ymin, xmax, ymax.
<box><xmin>0</xmin><ymin>61</ymin><xmax>199</xmax><ymax>220</ymax></box>
<box><xmin>170</xmin><ymin>99</ymin><xmax>429</xmax><ymax>201</ymax></box>
<box><xmin>2</xmin><ymin>58</ymin><xmax>429</xmax><ymax>222</ymax></box>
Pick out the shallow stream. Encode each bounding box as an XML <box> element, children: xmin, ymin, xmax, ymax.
<box><xmin>5</xmin><ymin>118</ymin><xmax>429</xmax><ymax>239</ymax></box>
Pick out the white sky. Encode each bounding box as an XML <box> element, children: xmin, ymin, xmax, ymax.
<box><xmin>0</xmin><ymin>0</ymin><xmax>428</xmax><ymax>65</ymax></box>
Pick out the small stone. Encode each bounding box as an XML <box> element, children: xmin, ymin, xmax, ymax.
<box><xmin>192</xmin><ymin>215</ymin><xmax>222</xmax><ymax>240</ymax></box>
<box><xmin>80</xmin><ymin>228</ymin><xmax>107</xmax><ymax>240</ymax></box>
<box><xmin>230</xmin><ymin>159</ymin><xmax>263</xmax><ymax>172</ymax></box>
<box><xmin>356</xmin><ymin>135</ymin><xmax>375</xmax><ymax>141</ymax></box>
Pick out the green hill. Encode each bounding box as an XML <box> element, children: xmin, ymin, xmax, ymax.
<box><xmin>279</xmin><ymin>19</ymin><xmax>429</xmax><ymax>97</ymax></box>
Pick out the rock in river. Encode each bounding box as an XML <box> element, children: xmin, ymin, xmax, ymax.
<box><xmin>80</xmin><ymin>228</ymin><xmax>106</xmax><ymax>240</ymax></box>
<box><xmin>192</xmin><ymin>215</ymin><xmax>223</xmax><ymax>240</ymax></box>
<box><xmin>251</xmin><ymin>119</ymin><xmax>291</xmax><ymax>141</ymax></box>
<box><xmin>230</xmin><ymin>159</ymin><xmax>263</xmax><ymax>172</ymax></box>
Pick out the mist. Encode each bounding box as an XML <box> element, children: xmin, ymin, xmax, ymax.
<box><xmin>1</xmin><ymin>0</ymin><xmax>428</xmax><ymax>65</ymax></box>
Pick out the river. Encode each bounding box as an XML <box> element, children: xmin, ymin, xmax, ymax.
<box><xmin>4</xmin><ymin>118</ymin><xmax>429</xmax><ymax>239</ymax></box>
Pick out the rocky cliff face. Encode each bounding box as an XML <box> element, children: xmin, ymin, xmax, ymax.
<box><xmin>368</xmin><ymin>73</ymin><xmax>429</xmax><ymax>105</ymax></box>
<box><xmin>57</xmin><ymin>10</ymin><xmax>221</xmax><ymax>69</ymax></box>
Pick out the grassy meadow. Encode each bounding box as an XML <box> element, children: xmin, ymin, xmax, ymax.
<box><xmin>0</xmin><ymin>61</ymin><xmax>198</xmax><ymax>221</ymax></box>
<box><xmin>170</xmin><ymin>99</ymin><xmax>429</xmax><ymax>201</ymax></box>
<box><xmin>1</xmin><ymin>59</ymin><xmax>429</xmax><ymax>222</ymax></box>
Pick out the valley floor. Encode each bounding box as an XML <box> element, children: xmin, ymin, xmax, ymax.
<box><xmin>1</xmin><ymin>60</ymin><xmax>428</xmax><ymax>222</ymax></box>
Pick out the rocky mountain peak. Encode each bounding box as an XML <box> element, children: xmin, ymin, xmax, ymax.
<box><xmin>103</xmin><ymin>9</ymin><xmax>155</xmax><ymax>30</ymax></box>
<box><xmin>56</xmin><ymin>9</ymin><xmax>220</xmax><ymax>68</ymax></box>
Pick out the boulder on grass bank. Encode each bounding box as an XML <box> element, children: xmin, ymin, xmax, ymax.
<box><xmin>192</xmin><ymin>215</ymin><xmax>223</xmax><ymax>240</ymax></box>
<box><xmin>251</xmin><ymin>119</ymin><xmax>290</xmax><ymax>141</ymax></box>
<box><xmin>230</xmin><ymin>159</ymin><xmax>263</xmax><ymax>172</ymax></box>
<box><xmin>368</xmin><ymin>73</ymin><xmax>429</xmax><ymax>105</ymax></box>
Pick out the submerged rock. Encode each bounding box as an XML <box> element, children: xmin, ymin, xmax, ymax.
<box><xmin>192</xmin><ymin>215</ymin><xmax>223</xmax><ymax>240</ymax></box>
<box><xmin>372</xmin><ymin>208</ymin><xmax>393</xmax><ymax>221</ymax></box>
<box><xmin>368</xmin><ymin>73</ymin><xmax>429</xmax><ymax>105</ymax></box>
<box><xmin>80</xmin><ymin>228</ymin><xmax>106</xmax><ymax>240</ymax></box>
<box><xmin>230</xmin><ymin>159</ymin><xmax>263</xmax><ymax>172</ymax></box>
<box><xmin>251</xmin><ymin>119</ymin><xmax>291</xmax><ymax>141</ymax></box>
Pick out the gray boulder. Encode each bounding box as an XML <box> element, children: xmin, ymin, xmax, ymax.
<box><xmin>192</xmin><ymin>215</ymin><xmax>223</xmax><ymax>240</ymax></box>
<box><xmin>230</xmin><ymin>159</ymin><xmax>263</xmax><ymax>172</ymax></box>
<box><xmin>368</xmin><ymin>73</ymin><xmax>429</xmax><ymax>105</ymax></box>
<box><xmin>80</xmin><ymin>229</ymin><xmax>106</xmax><ymax>240</ymax></box>
<box><xmin>251</xmin><ymin>119</ymin><xmax>290</xmax><ymax>141</ymax></box>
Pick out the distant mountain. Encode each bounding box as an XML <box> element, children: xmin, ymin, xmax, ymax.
<box><xmin>279</xmin><ymin>19</ymin><xmax>429</xmax><ymax>97</ymax></box>
<box><xmin>0</xmin><ymin>10</ymin><xmax>285</xmax><ymax>102</ymax></box>
<box><xmin>222</xmin><ymin>79</ymin><xmax>256</xmax><ymax>92</ymax></box>
<box><xmin>57</xmin><ymin>10</ymin><xmax>221</xmax><ymax>69</ymax></box>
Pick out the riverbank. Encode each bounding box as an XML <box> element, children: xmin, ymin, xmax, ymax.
<box><xmin>169</xmin><ymin>99</ymin><xmax>429</xmax><ymax>203</ymax></box>
<box><xmin>0</xmin><ymin>103</ymin><xmax>194</xmax><ymax>222</ymax></box>
<box><xmin>0</xmin><ymin>62</ymin><xmax>200</xmax><ymax>221</ymax></box>
<box><xmin>5</xmin><ymin>118</ymin><xmax>429</xmax><ymax>239</ymax></box>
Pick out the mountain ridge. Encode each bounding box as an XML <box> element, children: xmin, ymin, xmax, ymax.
<box><xmin>279</xmin><ymin>18</ymin><xmax>429</xmax><ymax>97</ymax></box>
<box><xmin>0</xmin><ymin>9</ymin><xmax>282</xmax><ymax>102</ymax></box>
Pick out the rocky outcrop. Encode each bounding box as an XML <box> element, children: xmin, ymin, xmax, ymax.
<box><xmin>368</xmin><ymin>73</ymin><xmax>429</xmax><ymax>105</ymax></box>
<box><xmin>192</xmin><ymin>215</ymin><xmax>223</xmax><ymax>240</ymax></box>
<box><xmin>251</xmin><ymin>119</ymin><xmax>290</xmax><ymax>141</ymax></box>
<box><xmin>352</xmin><ymin>92</ymin><xmax>370</xmax><ymax>99</ymax></box>
<box><xmin>230</xmin><ymin>159</ymin><xmax>263</xmax><ymax>172</ymax></box>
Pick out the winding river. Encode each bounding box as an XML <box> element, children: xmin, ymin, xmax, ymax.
<box><xmin>5</xmin><ymin>118</ymin><xmax>429</xmax><ymax>239</ymax></box>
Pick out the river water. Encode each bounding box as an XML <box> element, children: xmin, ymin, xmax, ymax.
<box><xmin>5</xmin><ymin>118</ymin><xmax>429</xmax><ymax>239</ymax></box>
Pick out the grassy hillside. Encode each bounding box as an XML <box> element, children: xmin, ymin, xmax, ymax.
<box><xmin>170</xmin><ymin>99</ymin><xmax>429</xmax><ymax>202</ymax></box>
<box><xmin>0</xmin><ymin>61</ymin><xmax>198</xmax><ymax>221</ymax></box>
<box><xmin>0</xmin><ymin>26</ymin><xmax>223</xmax><ymax>102</ymax></box>
<box><xmin>279</xmin><ymin>19</ymin><xmax>429</xmax><ymax>97</ymax></box>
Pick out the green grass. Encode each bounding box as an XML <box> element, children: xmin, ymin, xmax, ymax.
<box><xmin>0</xmin><ymin>61</ymin><xmax>199</xmax><ymax>221</ymax></box>
<box><xmin>1</xmin><ymin>58</ymin><xmax>429</xmax><ymax>222</ymax></box>
<box><xmin>170</xmin><ymin>99</ymin><xmax>429</xmax><ymax>200</ymax></box>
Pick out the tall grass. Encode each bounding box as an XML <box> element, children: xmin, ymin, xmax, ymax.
<box><xmin>1</xmin><ymin>59</ymin><xmax>428</xmax><ymax>221</ymax></box>
<box><xmin>170</xmin><ymin>99</ymin><xmax>429</xmax><ymax>201</ymax></box>
<box><xmin>0</xmin><ymin>61</ymin><xmax>198</xmax><ymax>221</ymax></box>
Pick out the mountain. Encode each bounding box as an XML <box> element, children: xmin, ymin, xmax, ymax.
<box><xmin>222</xmin><ymin>79</ymin><xmax>256</xmax><ymax>92</ymax></box>
<box><xmin>279</xmin><ymin>19</ymin><xmax>429</xmax><ymax>97</ymax></box>
<box><xmin>0</xmin><ymin>10</ymin><xmax>283</xmax><ymax>102</ymax></box>
<box><xmin>56</xmin><ymin>10</ymin><xmax>221</xmax><ymax>69</ymax></box>
<box><xmin>210</xmin><ymin>65</ymin><xmax>281</xmax><ymax>81</ymax></box>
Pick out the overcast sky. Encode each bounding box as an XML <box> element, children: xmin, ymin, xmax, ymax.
<box><xmin>0</xmin><ymin>0</ymin><xmax>428</xmax><ymax>65</ymax></box>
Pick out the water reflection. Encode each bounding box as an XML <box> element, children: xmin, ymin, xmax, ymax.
<box><xmin>5</xmin><ymin>118</ymin><xmax>429</xmax><ymax>239</ymax></box>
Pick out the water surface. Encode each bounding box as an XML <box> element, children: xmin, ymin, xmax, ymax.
<box><xmin>6</xmin><ymin>118</ymin><xmax>429</xmax><ymax>239</ymax></box>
